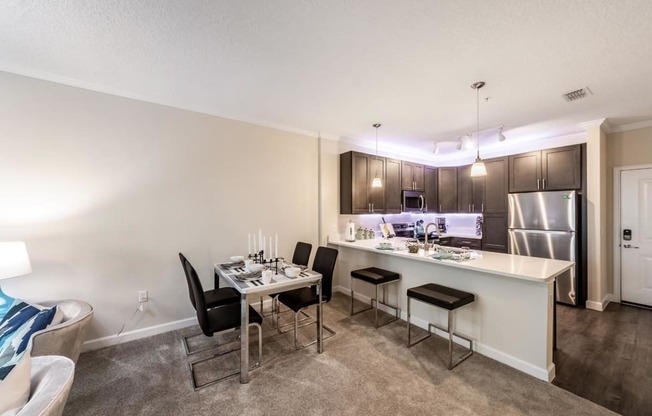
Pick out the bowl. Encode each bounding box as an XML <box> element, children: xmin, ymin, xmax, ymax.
<box><xmin>245</xmin><ymin>263</ymin><xmax>265</xmax><ymax>273</ymax></box>
<box><xmin>230</xmin><ymin>255</ymin><xmax>244</xmax><ymax>262</ymax></box>
<box><xmin>284</xmin><ymin>267</ymin><xmax>301</xmax><ymax>278</ymax></box>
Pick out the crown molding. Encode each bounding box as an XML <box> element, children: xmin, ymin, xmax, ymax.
<box><xmin>603</xmin><ymin>118</ymin><xmax>652</xmax><ymax>134</ymax></box>
<box><xmin>0</xmin><ymin>65</ymin><xmax>342</xmax><ymax>141</ymax></box>
<box><xmin>580</xmin><ymin>118</ymin><xmax>607</xmax><ymax>130</ymax></box>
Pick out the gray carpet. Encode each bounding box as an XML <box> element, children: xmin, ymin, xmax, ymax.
<box><xmin>64</xmin><ymin>293</ymin><xmax>616</xmax><ymax>416</ymax></box>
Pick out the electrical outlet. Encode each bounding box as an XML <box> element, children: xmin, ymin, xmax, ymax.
<box><xmin>138</xmin><ymin>290</ymin><xmax>148</xmax><ymax>303</ymax></box>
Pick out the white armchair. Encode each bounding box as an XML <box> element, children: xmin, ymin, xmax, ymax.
<box><xmin>31</xmin><ymin>300</ymin><xmax>93</xmax><ymax>364</ymax></box>
<box><xmin>17</xmin><ymin>356</ymin><xmax>75</xmax><ymax>416</ymax></box>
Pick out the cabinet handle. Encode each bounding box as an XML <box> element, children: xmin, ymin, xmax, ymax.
<box><xmin>440</xmin><ymin>204</ymin><xmax>442</xmax><ymax>212</ymax></box>
<box><xmin>537</xmin><ymin>179</ymin><xmax>540</xmax><ymax>190</ymax></box>
<box><xmin>481</xmin><ymin>203</ymin><xmax>484</xmax><ymax>212</ymax></box>
<box><xmin>542</xmin><ymin>178</ymin><xmax>546</xmax><ymax>189</ymax></box>
<box><xmin>400</xmin><ymin>203</ymin><xmax>403</xmax><ymax>212</ymax></box>
<box><xmin>368</xmin><ymin>203</ymin><xmax>371</xmax><ymax>213</ymax></box>
<box><xmin>469</xmin><ymin>204</ymin><xmax>471</xmax><ymax>212</ymax></box>
<box><xmin>372</xmin><ymin>203</ymin><xmax>374</xmax><ymax>213</ymax></box>
<box><xmin>472</xmin><ymin>203</ymin><xmax>475</xmax><ymax>212</ymax></box>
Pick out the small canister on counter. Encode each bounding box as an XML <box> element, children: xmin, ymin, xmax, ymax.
<box><xmin>356</xmin><ymin>227</ymin><xmax>365</xmax><ymax>240</ymax></box>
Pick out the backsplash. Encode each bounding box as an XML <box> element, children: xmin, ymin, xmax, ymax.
<box><xmin>337</xmin><ymin>213</ymin><xmax>481</xmax><ymax>239</ymax></box>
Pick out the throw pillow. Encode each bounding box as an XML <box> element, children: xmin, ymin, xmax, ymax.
<box><xmin>0</xmin><ymin>300</ymin><xmax>58</xmax><ymax>378</ymax></box>
<box><xmin>0</xmin><ymin>351</ymin><xmax>31</xmax><ymax>416</ymax></box>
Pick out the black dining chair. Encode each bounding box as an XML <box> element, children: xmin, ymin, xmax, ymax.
<box><xmin>261</xmin><ymin>242</ymin><xmax>313</xmax><ymax>319</ymax></box>
<box><xmin>179</xmin><ymin>253</ymin><xmax>240</xmax><ymax>354</ymax></box>
<box><xmin>186</xmin><ymin>261</ymin><xmax>263</xmax><ymax>390</ymax></box>
<box><xmin>276</xmin><ymin>246</ymin><xmax>338</xmax><ymax>350</ymax></box>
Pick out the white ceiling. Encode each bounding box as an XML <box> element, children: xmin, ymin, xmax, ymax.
<box><xmin>2</xmin><ymin>1</ymin><xmax>652</xmax><ymax>164</ymax></box>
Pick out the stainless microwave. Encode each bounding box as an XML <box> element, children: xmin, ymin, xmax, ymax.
<box><xmin>403</xmin><ymin>191</ymin><xmax>425</xmax><ymax>212</ymax></box>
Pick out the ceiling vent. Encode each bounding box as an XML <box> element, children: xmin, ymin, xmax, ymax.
<box><xmin>562</xmin><ymin>87</ymin><xmax>593</xmax><ymax>102</ymax></box>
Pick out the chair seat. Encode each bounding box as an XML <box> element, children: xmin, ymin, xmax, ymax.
<box><xmin>407</xmin><ymin>283</ymin><xmax>474</xmax><ymax>311</ymax></box>
<box><xmin>277</xmin><ymin>287</ymin><xmax>330</xmax><ymax>313</ymax></box>
<box><xmin>205</xmin><ymin>287</ymin><xmax>240</xmax><ymax>308</ymax></box>
<box><xmin>205</xmin><ymin>303</ymin><xmax>263</xmax><ymax>335</ymax></box>
<box><xmin>351</xmin><ymin>267</ymin><xmax>400</xmax><ymax>285</ymax></box>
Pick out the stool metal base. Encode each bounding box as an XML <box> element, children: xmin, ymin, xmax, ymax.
<box><xmin>350</xmin><ymin>277</ymin><xmax>400</xmax><ymax>328</ymax></box>
<box><xmin>407</xmin><ymin>296</ymin><xmax>473</xmax><ymax>370</ymax></box>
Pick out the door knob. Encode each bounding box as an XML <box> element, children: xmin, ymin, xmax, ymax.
<box><xmin>623</xmin><ymin>244</ymin><xmax>640</xmax><ymax>249</ymax></box>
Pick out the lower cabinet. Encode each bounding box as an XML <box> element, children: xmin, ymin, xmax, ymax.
<box><xmin>451</xmin><ymin>237</ymin><xmax>481</xmax><ymax>250</ymax></box>
<box><xmin>482</xmin><ymin>214</ymin><xmax>508</xmax><ymax>253</ymax></box>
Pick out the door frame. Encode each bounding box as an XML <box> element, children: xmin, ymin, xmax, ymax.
<box><xmin>613</xmin><ymin>163</ymin><xmax>652</xmax><ymax>302</ymax></box>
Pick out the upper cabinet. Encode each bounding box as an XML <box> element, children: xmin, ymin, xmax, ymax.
<box><xmin>340</xmin><ymin>151</ymin><xmax>386</xmax><ymax>214</ymax></box>
<box><xmin>424</xmin><ymin>166</ymin><xmax>438</xmax><ymax>213</ymax></box>
<box><xmin>437</xmin><ymin>167</ymin><xmax>458</xmax><ymax>213</ymax></box>
<box><xmin>483</xmin><ymin>157</ymin><xmax>509</xmax><ymax>214</ymax></box>
<box><xmin>385</xmin><ymin>158</ymin><xmax>402</xmax><ymax>214</ymax></box>
<box><xmin>402</xmin><ymin>161</ymin><xmax>425</xmax><ymax>191</ymax></box>
<box><xmin>457</xmin><ymin>165</ymin><xmax>485</xmax><ymax>213</ymax></box>
<box><xmin>509</xmin><ymin>145</ymin><xmax>581</xmax><ymax>192</ymax></box>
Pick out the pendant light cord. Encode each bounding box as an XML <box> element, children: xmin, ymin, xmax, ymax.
<box><xmin>476</xmin><ymin>85</ymin><xmax>480</xmax><ymax>158</ymax></box>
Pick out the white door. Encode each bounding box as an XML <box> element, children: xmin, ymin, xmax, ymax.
<box><xmin>621</xmin><ymin>168</ymin><xmax>652</xmax><ymax>307</ymax></box>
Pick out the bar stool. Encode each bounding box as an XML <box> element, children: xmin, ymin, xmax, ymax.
<box><xmin>350</xmin><ymin>267</ymin><xmax>401</xmax><ymax>328</ymax></box>
<box><xmin>406</xmin><ymin>283</ymin><xmax>475</xmax><ymax>370</ymax></box>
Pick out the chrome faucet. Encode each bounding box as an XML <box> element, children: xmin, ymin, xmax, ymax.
<box><xmin>424</xmin><ymin>222</ymin><xmax>440</xmax><ymax>245</ymax></box>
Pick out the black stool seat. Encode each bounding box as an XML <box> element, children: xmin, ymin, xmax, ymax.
<box><xmin>407</xmin><ymin>283</ymin><xmax>474</xmax><ymax>311</ymax></box>
<box><xmin>351</xmin><ymin>267</ymin><xmax>400</xmax><ymax>285</ymax></box>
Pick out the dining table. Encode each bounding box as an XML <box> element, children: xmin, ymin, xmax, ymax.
<box><xmin>214</xmin><ymin>260</ymin><xmax>324</xmax><ymax>384</ymax></box>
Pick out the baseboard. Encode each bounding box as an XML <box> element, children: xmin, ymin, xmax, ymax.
<box><xmin>82</xmin><ymin>298</ymin><xmax>275</xmax><ymax>352</ymax></box>
<box><xmin>334</xmin><ymin>285</ymin><xmax>553</xmax><ymax>382</ymax></box>
<box><xmin>586</xmin><ymin>294</ymin><xmax>611</xmax><ymax>312</ymax></box>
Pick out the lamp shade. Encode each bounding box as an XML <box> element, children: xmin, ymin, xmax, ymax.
<box><xmin>0</xmin><ymin>242</ymin><xmax>33</xmax><ymax>280</ymax></box>
<box><xmin>470</xmin><ymin>157</ymin><xmax>487</xmax><ymax>177</ymax></box>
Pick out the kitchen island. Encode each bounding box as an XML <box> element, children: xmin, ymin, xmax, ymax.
<box><xmin>328</xmin><ymin>236</ymin><xmax>574</xmax><ymax>382</ymax></box>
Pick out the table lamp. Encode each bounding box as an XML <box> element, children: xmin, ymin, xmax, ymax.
<box><xmin>0</xmin><ymin>241</ymin><xmax>33</xmax><ymax>317</ymax></box>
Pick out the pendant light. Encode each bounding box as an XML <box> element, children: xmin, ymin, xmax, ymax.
<box><xmin>371</xmin><ymin>123</ymin><xmax>383</xmax><ymax>188</ymax></box>
<box><xmin>470</xmin><ymin>81</ymin><xmax>487</xmax><ymax>177</ymax></box>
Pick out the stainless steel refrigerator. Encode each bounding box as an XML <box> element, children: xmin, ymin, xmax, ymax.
<box><xmin>508</xmin><ymin>190</ymin><xmax>578</xmax><ymax>305</ymax></box>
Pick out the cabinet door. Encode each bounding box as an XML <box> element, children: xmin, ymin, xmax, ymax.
<box><xmin>351</xmin><ymin>152</ymin><xmax>371</xmax><ymax>214</ymax></box>
<box><xmin>542</xmin><ymin>145</ymin><xmax>581</xmax><ymax>190</ymax></box>
<box><xmin>368</xmin><ymin>157</ymin><xmax>386</xmax><ymax>213</ymax></box>
<box><xmin>483</xmin><ymin>157</ymin><xmax>508</xmax><ymax>213</ymax></box>
<box><xmin>509</xmin><ymin>151</ymin><xmax>541</xmax><ymax>192</ymax></box>
<box><xmin>472</xmin><ymin>175</ymin><xmax>485</xmax><ymax>213</ymax></box>
<box><xmin>413</xmin><ymin>164</ymin><xmax>425</xmax><ymax>191</ymax></box>
<box><xmin>424</xmin><ymin>166</ymin><xmax>438</xmax><ymax>213</ymax></box>
<box><xmin>401</xmin><ymin>162</ymin><xmax>415</xmax><ymax>190</ymax></box>
<box><xmin>482</xmin><ymin>214</ymin><xmax>508</xmax><ymax>253</ymax></box>
<box><xmin>438</xmin><ymin>167</ymin><xmax>458</xmax><ymax>213</ymax></box>
<box><xmin>385</xmin><ymin>158</ymin><xmax>402</xmax><ymax>213</ymax></box>
<box><xmin>457</xmin><ymin>165</ymin><xmax>473</xmax><ymax>213</ymax></box>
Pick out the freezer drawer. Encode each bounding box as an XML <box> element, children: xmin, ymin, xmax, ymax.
<box><xmin>508</xmin><ymin>229</ymin><xmax>577</xmax><ymax>305</ymax></box>
<box><xmin>508</xmin><ymin>191</ymin><xmax>577</xmax><ymax>231</ymax></box>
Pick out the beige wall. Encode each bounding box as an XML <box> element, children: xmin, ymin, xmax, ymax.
<box><xmin>0</xmin><ymin>71</ymin><xmax>319</xmax><ymax>346</ymax></box>
<box><xmin>606</xmin><ymin>126</ymin><xmax>652</xmax><ymax>297</ymax></box>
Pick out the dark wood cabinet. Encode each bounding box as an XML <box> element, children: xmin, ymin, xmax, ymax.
<box><xmin>542</xmin><ymin>145</ymin><xmax>582</xmax><ymax>190</ymax></box>
<box><xmin>509</xmin><ymin>145</ymin><xmax>581</xmax><ymax>192</ymax></box>
<box><xmin>437</xmin><ymin>167</ymin><xmax>458</xmax><ymax>213</ymax></box>
<box><xmin>483</xmin><ymin>157</ymin><xmax>509</xmax><ymax>214</ymax></box>
<box><xmin>438</xmin><ymin>237</ymin><xmax>452</xmax><ymax>246</ymax></box>
<box><xmin>451</xmin><ymin>237</ymin><xmax>482</xmax><ymax>250</ymax></box>
<box><xmin>424</xmin><ymin>166</ymin><xmax>438</xmax><ymax>213</ymax></box>
<box><xmin>385</xmin><ymin>158</ymin><xmax>402</xmax><ymax>214</ymax></box>
<box><xmin>482</xmin><ymin>214</ymin><xmax>508</xmax><ymax>253</ymax></box>
<box><xmin>340</xmin><ymin>151</ymin><xmax>386</xmax><ymax>214</ymax></box>
<box><xmin>402</xmin><ymin>161</ymin><xmax>425</xmax><ymax>191</ymax></box>
<box><xmin>457</xmin><ymin>165</ymin><xmax>485</xmax><ymax>213</ymax></box>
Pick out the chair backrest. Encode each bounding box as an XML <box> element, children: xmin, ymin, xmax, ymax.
<box><xmin>292</xmin><ymin>242</ymin><xmax>312</xmax><ymax>267</ymax></box>
<box><xmin>17</xmin><ymin>356</ymin><xmax>75</xmax><ymax>416</ymax></box>
<box><xmin>185</xmin><ymin>262</ymin><xmax>212</xmax><ymax>336</ymax></box>
<box><xmin>179</xmin><ymin>253</ymin><xmax>197</xmax><ymax>310</ymax></box>
<box><xmin>311</xmin><ymin>247</ymin><xmax>338</xmax><ymax>302</ymax></box>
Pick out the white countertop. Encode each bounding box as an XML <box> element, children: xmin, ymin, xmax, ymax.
<box><xmin>328</xmin><ymin>237</ymin><xmax>573</xmax><ymax>283</ymax></box>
